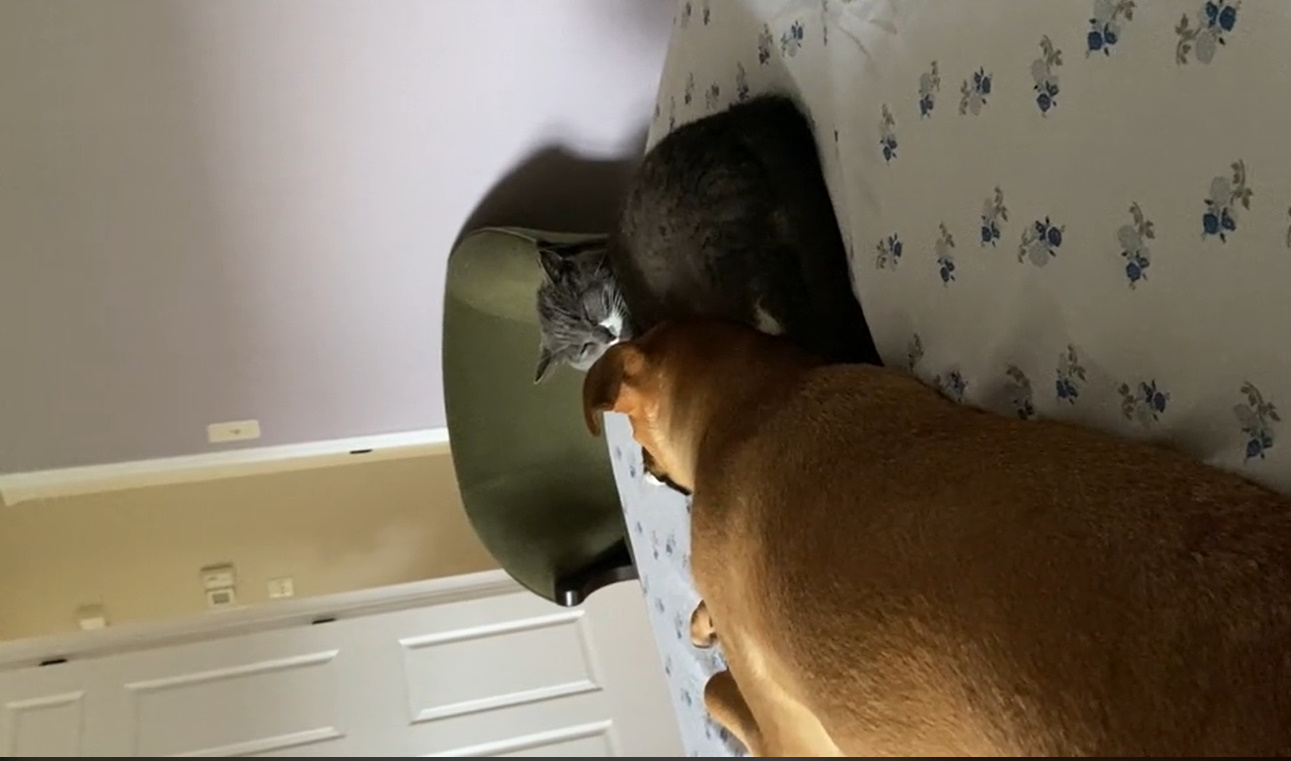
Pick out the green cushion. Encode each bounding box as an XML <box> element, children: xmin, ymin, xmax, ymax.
<box><xmin>442</xmin><ymin>227</ymin><xmax>627</xmax><ymax>602</ymax></box>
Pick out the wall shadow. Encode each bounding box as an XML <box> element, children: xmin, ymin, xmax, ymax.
<box><xmin>455</xmin><ymin>126</ymin><xmax>649</xmax><ymax>244</ymax></box>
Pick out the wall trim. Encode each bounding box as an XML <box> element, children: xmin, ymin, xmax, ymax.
<box><xmin>0</xmin><ymin>427</ymin><xmax>450</xmax><ymax>507</ymax></box>
<box><xmin>0</xmin><ymin>569</ymin><xmax>521</xmax><ymax>671</ymax></box>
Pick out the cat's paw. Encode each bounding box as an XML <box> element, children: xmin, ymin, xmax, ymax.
<box><xmin>643</xmin><ymin>471</ymin><xmax>667</xmax><ymax>488</ymax></box>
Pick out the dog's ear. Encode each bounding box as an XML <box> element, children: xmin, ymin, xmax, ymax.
<box><xmin>582</xmin><ymin>342</ymin><xmax>646</xmax><ymax>437</ymax></box>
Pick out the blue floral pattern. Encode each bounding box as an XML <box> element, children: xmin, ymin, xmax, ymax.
<box><xmin>735</xmin><ymin>63</ymin><xmax>750</xmax><ymax>102</ymax></box>
<box><xmin>934</xmin><ymin>222</ymin><xmax>956</xmax><ymax>284</ymax></box>
<box><xmin>1056</xmin><ymin>345</ymin><xmax>1088</xmax><ymax>404</ymax></box>
<box><xmin>980</xmin><ymin>187</ymin><xmax>1008</xmax><ymax>246</ymax></box>
<box><xmin>705</xmin><ymin>82</ymin><xmax>722</xmax><ymax>111</ymax></box>
<box><xmin>1030</xmin><ymin>36</ymin><xmax>1062</xmax><ymax>115</ymax></box>
<box><xmin>620</xmin><ymin>4</ymin><xmax>1291</xmax><ymax>755</ymax></box>
<box><xmin>781</xmin><ymin>20</ymin><xmax>805</xmax><ymax>56</ymax></box>
<box><xmin>756</xmin><ymin>24</ymin><xmax>773</xmax><ymax>64</ymax></box>
<box><xmin>672</xmin><ymin>610</ymin><xmax>687</xmax><ymax>640</ymax></box>
<box><xmin>1088</xmin><ymin>0</ymin><xmax>1136</xmax><ymax>56</ymax></box>
<box><xmin>1176</xmin><ymin>0</ymin><xmax>1240</xmax><ymax>64</ymax></box>
<box><xmin>879</xmin><ymin>104</ymin><xmax>897</xmax><ymax>162</ymax></box>
<box><xmin>1019</xmin><ymin>216</ymin><xmax>1064</xmax><ymax>266</ymax></box>
<box><xmin>918</xmin><ymin>61</ymin><xmax>941</xmax><ymax>118</ymax></box>
<box><xmin>1202</xmin><ymin>161</ymin><xmax>1252</xmax><ymax>242</ymax></box>
<box><xmin>1118</xmin><ymin>202</ymin><xmax>1155</xmax><ymax>288</ymax></box>
<box><xmin>959</xmin><ymin>67</ymin><xmax>992</xmax><ymax>116</ymax></box>
<box><xmin>1234</xmin><ymin>382</ymin><xmax>1280</xmax><ymax>460</ymax></box>
<box><xmin>1005</xmin><ymin>365</ymin><xmax>1037</xmax><ymax>420</ymax></box>
<box><xmin>936</xmin><ymin>369</ymin><xmax>969</xmax><ymax>402</ymax></box>
<box><xmin>875</xmin><ymin>233</ymin><xmax>903</xmax><ymax>270</ymax></box>
<box><xmin>907</xmin><ymin>332</ymin><xmax>925</xmax><ymax>371</ymax></box>
<box><xmin>1119</xmin><ymin>379</ymin><xmax>1170</xmax><ymax>427</ymax></box>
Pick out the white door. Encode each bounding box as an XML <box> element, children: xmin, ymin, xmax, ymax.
<box><xmin>0</xmin><ymin>573</ymin><xmax>682</xmax><ymax>757</ymax></box>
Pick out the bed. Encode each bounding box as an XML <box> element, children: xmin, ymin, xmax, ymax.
<box><xmin>607</xmin><ymin>0</ymin><xmax>1291</xmax><ymax>755</ymax></box>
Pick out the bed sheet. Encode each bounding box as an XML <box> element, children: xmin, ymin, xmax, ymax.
<box><xmin>609</xmin><ymin>1</ymin><xmax>1291</xmax><ymax>756</ymax></box>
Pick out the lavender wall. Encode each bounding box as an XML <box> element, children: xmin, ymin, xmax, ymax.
<box><xmin>0</xmin><ymin>0</ymin><xmax>674</xmax><ymax>472</ymax></box>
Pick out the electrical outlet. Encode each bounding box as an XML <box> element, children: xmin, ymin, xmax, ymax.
<box><xmin>75</xmin><ymin>604</ymin><xmax>108</xmax><ymax>631</ymax></box>
<box><xmin>267</xmin><ymin>577</ymin><xmax>295</xmax><ymax>599</ymax></box>
<box><xmin>206</xmin><ymin>587</ymin><xmax>237</xmax><ymax>608</ymax></box>
<box><xmin>207</xmin><ymin>419</ymin><xmax>261</xmax><ymax>444</ymax></box>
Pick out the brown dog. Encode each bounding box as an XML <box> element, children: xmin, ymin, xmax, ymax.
<box><xmin>583</xmin><ymin>318</ymin><xmax>1291</xmax><ymax>756</ymax></box>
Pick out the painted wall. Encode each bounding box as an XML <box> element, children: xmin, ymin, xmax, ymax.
<box><xmin>0</xmin><ymin>451</ymin><xmax>496</xmax><ymax>642</ymax></box>
<box><xmin>0</xmin><ymin>0</ymin><xmax>673</xmax><ymax>472</ymax></box>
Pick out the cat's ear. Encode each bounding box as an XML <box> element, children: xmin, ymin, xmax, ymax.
<box><xmin>534</xmin><ymin>347</ymin><xmax>556</xmax><ymax>384</ymax></box>
<box><xmin>537</xmin><ymin>247</ymin><xmax>564</xmax><ymax>283</ymax></box>
<box><xmin>582</xmin><ymin>342</ymin><xmax>646</xmax><ymax>437</ymax></box>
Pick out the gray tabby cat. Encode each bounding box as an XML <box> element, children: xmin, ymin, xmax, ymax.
<box><xmin>534</xmin><ymin>93</ymin><xmax>878</xmax><ymax>383</ymax></box>
<box><xmin>534</xmin><ymin>240</ymin><xmax>628</xmax><ymax>383</ymax></box>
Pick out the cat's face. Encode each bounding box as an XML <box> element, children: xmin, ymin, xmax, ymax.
<box><xmin>534</xmin><ymin>245</ymin><xmax>628</xmax><ymax>383</ymax></box>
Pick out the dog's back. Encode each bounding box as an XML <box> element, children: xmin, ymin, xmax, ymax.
<box><xmin>692</xmin><ymin>359</ymin><xmax>1291</xmax><ymax>756</ymax></box>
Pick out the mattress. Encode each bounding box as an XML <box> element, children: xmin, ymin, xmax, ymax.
<box><xmin>609</xmin><ymin>1</ymin><xmax>1291</xmax><ymax>755</ymax></box>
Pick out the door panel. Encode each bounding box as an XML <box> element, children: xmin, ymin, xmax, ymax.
<box><xmin>0</xmin><ymin>577</ymin><xmax>680</xmax><ymax>758</ymax></box>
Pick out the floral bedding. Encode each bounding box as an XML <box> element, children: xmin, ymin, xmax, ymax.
<box><xmin>607</xmin><ymin>1</ymin><xmax>1290</xmax><ymax>755</ymax></box>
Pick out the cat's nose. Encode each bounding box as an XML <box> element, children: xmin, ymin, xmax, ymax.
<box><xmin>596</xmin><ymin>326</ymin><xmax>617</xmax><ymax>343</ymax></box>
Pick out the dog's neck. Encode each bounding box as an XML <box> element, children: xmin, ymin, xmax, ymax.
<box><xmin>657</xmin><ymin>331</ymin><xmax>822</xmax><ymax>491</ymax></box>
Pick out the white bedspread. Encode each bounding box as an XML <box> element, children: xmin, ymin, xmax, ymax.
<box><xmin>609</xmin><ymin>1</ymin><xmax>1291</xmax><ymax>755</ymax></box>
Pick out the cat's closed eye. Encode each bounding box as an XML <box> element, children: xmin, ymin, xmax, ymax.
<box><xmin>533</xmin><ymin>242</ymin><xmax>629</xmax><ymax>382</ymax></box>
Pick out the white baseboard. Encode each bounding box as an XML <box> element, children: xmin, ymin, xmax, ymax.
<box><xmin>0</xmin><ymin>568</ymin><xmax>520</xmax><ymax>670</ymax></box>
<box><xmin>0</xmin><ymin>427</ymin><xmax>451</xmax><ymax>507</ymax></box>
